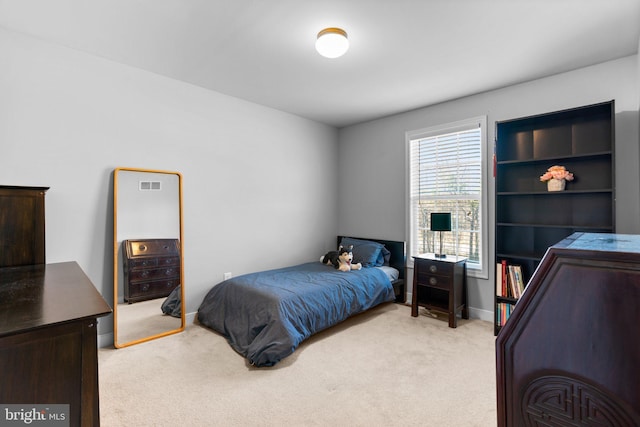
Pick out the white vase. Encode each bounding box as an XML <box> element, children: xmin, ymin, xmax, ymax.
<box><xmin>547</xmin><ymin>178</ymin><xmax>565</xmax><ymax>192</ymax></box>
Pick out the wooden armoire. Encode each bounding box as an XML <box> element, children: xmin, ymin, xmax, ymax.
<box><xmin>0</xmin><ymin>185</ymin><xmax>111</xmax><ymax>426</ymax></box>
<box><xmin>496</xmin><ymin>232</ymin><xmax>640</xmax><ymax>426</ymax></box>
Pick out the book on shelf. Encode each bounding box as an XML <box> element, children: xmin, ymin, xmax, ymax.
<box><xmin>501</xmin><ymin>260</ymin><xmax>508</xmax><ymax>297</ymax></box>
<box><xmin>496</xmin><ymin>262</ymin><xmax>503</xmax><ymax>297</ymax></box>
<box><xmin>497</xmin><ymin>260</ymin><xmax>526</xmax><ymax>300</ymax></box>
<box><xmin>513</xmin><ymin>265</ymin><xmax>526</xmax><ymax>297</ymax></box>
<box><xmin>496</xmin><ymin>302</ymin><xmax>513</xmax><ymax>327</ymax></box>
<box><xmin>507</xmin><ymin>265</ymin><xmax>520</xmax><ymax>299</ymax></box>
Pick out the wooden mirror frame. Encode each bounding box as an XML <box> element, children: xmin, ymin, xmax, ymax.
<box><xmin>113</xmin><ymin>167</ymin><xmax>185</xmax><ymax>348</ymax></box>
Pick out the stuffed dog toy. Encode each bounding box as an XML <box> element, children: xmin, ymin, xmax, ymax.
<box><xmin>320</xmin><ymin>245</ymin><xmax>362</xmax><ymax>272</ymax></box>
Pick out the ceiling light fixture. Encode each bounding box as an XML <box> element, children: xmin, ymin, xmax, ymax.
<box><xmin>315</xmin><ymin>27</ymin><xmax>349</xmax><ymax>59</ymax></box>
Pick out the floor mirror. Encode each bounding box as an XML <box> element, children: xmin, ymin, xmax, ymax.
<box><xmin>113</xmin><ymin>167</ymin><xmax>185</xmax><ymax>348</ymax></box>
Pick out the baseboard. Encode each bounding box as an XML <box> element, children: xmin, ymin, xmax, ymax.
<box><xmin>186</xmin><ymin>311</ymin><xmax>197</xmax><ymax>325</ymax></box>
<box><xmin>98</xmin><ymin>331</ymin><xmax>114</xmax><ymax>348</ymax></box>
<box><xmin>468</xmin><ymin>307</ymin><xmax>493</xmax><ymax>323</ymax></box>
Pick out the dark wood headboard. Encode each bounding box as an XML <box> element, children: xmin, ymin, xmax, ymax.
<box><xmin>337</xmin><ymin>236</ymin><xmax>406</xmax><ymax>280</ymax></box>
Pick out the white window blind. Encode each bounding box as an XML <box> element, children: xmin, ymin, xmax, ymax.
<box><xmin>407</xmin><ymin>117</ymin><xmax>486</xmax><ymax>275</ymax></box>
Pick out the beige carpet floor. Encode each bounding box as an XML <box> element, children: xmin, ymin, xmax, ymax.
<box><xmin>99</xmin><ymin>303</ymin><xmax>497</xmax><ymax>426</ymax></box>
<box><xmin>115</xmin><ymin>298</ymin><xmax>182</xmax><ymax>345</ymax></box>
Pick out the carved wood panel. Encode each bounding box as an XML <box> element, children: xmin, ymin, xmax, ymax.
<box><xmin>522</xmin><ymin>375</ymin><xmax>640</xmax><ymax>426</ymax></box>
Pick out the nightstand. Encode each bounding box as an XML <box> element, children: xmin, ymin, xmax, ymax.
<box><xmin>411</xmin><ymin>254</ymin><xmax>468</xmax><ymax>328</ymax></box>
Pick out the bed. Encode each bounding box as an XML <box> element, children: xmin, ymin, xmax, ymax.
<box><xmin>197</xmin><ymin>236</ymin><xmax>406</xmax><ymax>367</ymax></box>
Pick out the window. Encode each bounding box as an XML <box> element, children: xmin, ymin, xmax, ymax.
<box><xmin>406</xmin><ymin>116</ymin><xmax>488</xmax><ymax>278</ymax></box>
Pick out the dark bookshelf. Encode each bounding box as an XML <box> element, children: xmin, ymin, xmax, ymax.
<box><xmin>494</xmin><ymin>101</ymin><xmax>615</xmax><ymax>335</ymax></box>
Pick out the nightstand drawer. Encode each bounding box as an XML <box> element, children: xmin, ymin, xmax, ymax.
<box><xmin>418</xmin><ymin>259</ymin><xmax>453</xmax><ymax>277</ymax></box>
<box><xmin>417</xmin><ymin>274</ymin><xmax>450</xmax><ymax>290</ymax></box>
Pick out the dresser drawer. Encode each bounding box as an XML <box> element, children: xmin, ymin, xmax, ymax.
<box><xmin>128</xmin><ymin>266</ymin><xmax>180</xmax><ymax>282</ymax></box>
<box><xmin>158</xmin><ymin>256</ymin><xmax>180</xmax><ymax>267</ymax></box>
<box><xmin>129</xmin><ymin>279</ymin><xmax>179</xmax><ymax>295</ymax></box>
<box><xmin>128</xmin><ymin>257</ymin><xmax>158</xmax><ymax>269</ymax></box>
<box><xmin>128</xmin><ymin>256</ymin><xmax>179</xmax><ymax>269</ymax></box>
<box><xmin>127</xmin><ymin>279</ymin><xmax>180</xmax><ymax>301</ymax></box>
<box><xmin>125</xmin><ymin>239</ymin><xmax>180</xmax><ymax>258</ymax></box>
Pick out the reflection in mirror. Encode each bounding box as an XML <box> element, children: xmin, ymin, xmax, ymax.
<box><xmin>113</xmin><ymin>167</ymin><xmax>185</xmax><ymax>348</ymax></box>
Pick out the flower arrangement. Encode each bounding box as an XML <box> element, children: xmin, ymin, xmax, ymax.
<box><xmin>539</xmin><ymin>165</ymin><xmax>574</xmax><ymax>182</ymax></box>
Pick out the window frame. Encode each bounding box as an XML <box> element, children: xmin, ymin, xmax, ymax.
<box><xmin>405</xmin><ymin>116</ymin><xmax>489</xmax><ymax>279</ymax></box>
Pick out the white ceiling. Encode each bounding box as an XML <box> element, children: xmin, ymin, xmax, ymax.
<box><xmin>0</xmin><ymin>0</ymin><xmax>638</xmax><ymax>128</ymax></box>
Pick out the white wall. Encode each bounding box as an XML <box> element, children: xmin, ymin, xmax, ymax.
<box><xmin>338</xmin><ymin>55</ymin><xmax>640</xmax><ymax>321</ymax></box>
<box><xmin>2</xmin><ymin>24</ymin><xmax>638</xmax><ymax>341</ymax></box>
<box><xmin>0</xmin><ymin>27</ymin><xmax>340</xmax><ymax>342</ymax></box>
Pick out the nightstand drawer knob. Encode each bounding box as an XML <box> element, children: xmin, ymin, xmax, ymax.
<box><xmin>429</xmin><ymin>265</ymin><xmax>437</xmax><ymax>273</ymax></box>
<box><xmin>429</xmin><ymin>277</ymin><xmax>438</xmax><ymax>286</ymax></box>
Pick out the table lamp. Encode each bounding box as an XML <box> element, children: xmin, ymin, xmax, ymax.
<box><xmin>431</xmin><ymin>212</ymin><xmax>452</xmax><ymax>258</ymax></box>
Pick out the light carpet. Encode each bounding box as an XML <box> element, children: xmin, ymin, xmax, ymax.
<box><xmin>99</xmin><ymin>303</ymin><xmax>497</xmax><ymax>426</ymax></box>
<box><xmin>115</xmin><ymin>298</ymin><xmax>182</xmax><ymax>345</ymax></box>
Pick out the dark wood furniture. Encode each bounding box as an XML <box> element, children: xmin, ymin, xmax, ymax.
<box><xmin>0</xmin><ymin>262</ymin><xmax>112</xmax><ymax>427</ymax></box>
<box><xmin>123</xmin><ymin>238</ymin><xmax>181</xmax><ymax>303</ymax></box>
<box><xmin>494</xmin><ymin>101</ymin><xmax>615</xmax><ymax>335</ymax></box>
<box><xmin>411</xmin><ymin>254</ymin><xmax>467</xmax><ymax>328</ymax></box>
<box><xmin>0</xmin><ymin>185</ymin><xmax>48</xmax><ymax>267</ymax></box>
<box><xmin>496</xmin><ymin>232</ymin><xmax>640</xmax><ymax>426</ymax></box>
<box><xmin>391</xmin><ymin>279</ymin><xmax>405</xmax><ymax>303</ymax></box>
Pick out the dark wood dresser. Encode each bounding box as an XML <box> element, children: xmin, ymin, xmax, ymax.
<box><xmin>123</xmin><ymin>238</ymin><xmax>181</xmax><ymax>303</ymax></box>
<box><xmin>0</xmin><ymin>262</ymin><xmax>112</xmax><ymax>427</ymax></box>
<box><xmin>496</xmin><ymin>232</ymin><xmax>640</xmax><ymax>426</ymax></box>
<box><xmin>0</xmin><ymin>185</ymin><xmax>111</xmax><ymax>426</ymax></box>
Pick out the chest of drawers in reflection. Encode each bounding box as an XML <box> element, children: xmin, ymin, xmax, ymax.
<box><xmin>123</xmin><ymin>239</ymin><xmax>180</xmax><ymax>303</ymax></box>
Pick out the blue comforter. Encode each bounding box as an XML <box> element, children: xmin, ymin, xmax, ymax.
<box><xmin>197</xmin><ymin>261</ymin><xmax>395</xmax><ymax>367</ymax></box>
